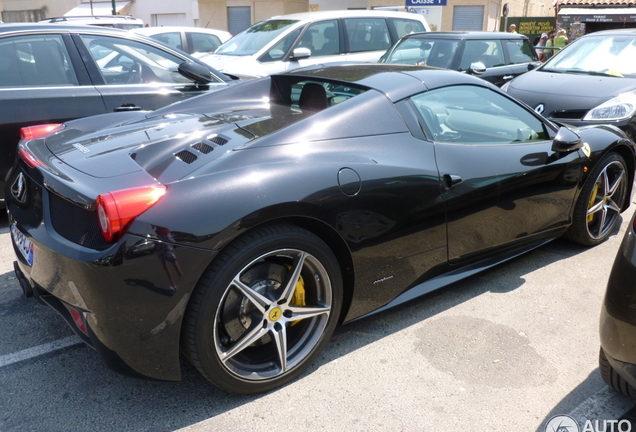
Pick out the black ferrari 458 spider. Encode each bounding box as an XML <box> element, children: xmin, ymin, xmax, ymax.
<box><xmin>6</xmin><ymin>63</ymin><xmax>635</xmax><ymax>394</ymax></box>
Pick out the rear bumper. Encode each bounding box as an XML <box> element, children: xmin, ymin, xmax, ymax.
<box><xmin>10</xmin><ymin>217</ymin><xmax>217</xmax><ymax>381</ymax></box>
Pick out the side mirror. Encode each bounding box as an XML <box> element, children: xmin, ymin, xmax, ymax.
<box><xmin>178</xmin><ymin>60</ymin><xmax>213</xmax><ymax>84</ymax></box>
<box><xmin>467</xmin><ymin>61</ymin><xmax>486</xmax><ymax>75</ymax></box>
<box><xmin>552</xmin><ymin>126</ymin><xmax>584</xmax><ymax>152</ymax></box>
<box><xmin>527</xmin><ymin>61</ymin><xmax>541</xmax><ymax>71</ymax></box>
<box><xmin>291</xmin><ymin>47</ymin><xmax>312</xmax><ymax>60</ymax></box>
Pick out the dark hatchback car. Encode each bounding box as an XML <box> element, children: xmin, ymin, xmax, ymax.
<box><xmin>7</xmin><ymin>63</ymin><xmax>635</xmax><ymax>394</ymax></box>
<box><xmin>379</xmin><ymin>31</ymin><xmax>540</xmax><ymax>87</ymax></box>
<box><xmin>0</xmin><ymin>23</ymin><xmax>232</xmax><ymax>207</ymax></box>
<box><xmin>503</xmin><ymin>29</ymin><xmax>636</xmax><ymax>141</ymax></box>
<box><xmin>600</xmin><ymin>212</ymin><xmax>636</xmax><ymax>398</ymax></box>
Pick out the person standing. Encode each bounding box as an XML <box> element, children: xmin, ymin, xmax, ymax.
<box><xmin>554</xmin><ymin>29</ymin><xmax>568</xmax><ymax>49</ymax></box>
<box><xmin>536</xmin><ymin>33</ymin><xmax>548</xmax><ymax>61</ymax></box>
<box><xmin>509</xmin><ymin>24</ymin><xmax>517</xmax><ymax>33</ymax></box>
<box><xmin>545</xmin><ymin>31</ymin><xmax>555</xmax><ymax>60</ymax></box>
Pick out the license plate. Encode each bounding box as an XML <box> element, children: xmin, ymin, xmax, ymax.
<box><xmin>11</xmin><ymin>224</ymin><xmax>34</xmax><ymax>266</ymax></box>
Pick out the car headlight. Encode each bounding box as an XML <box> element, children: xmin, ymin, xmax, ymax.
<box><xmin>500</xmin><ymin>81</ymin><xmax>511</xmax><ymax>92</ymax></box>
<box><xmin>583</xmin><ymin>91</ymin><xmax>636</xmax><ymax>121</ymax></box>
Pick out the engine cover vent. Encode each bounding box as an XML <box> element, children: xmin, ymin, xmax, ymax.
<box><xmin>175</xmin><ymin>150</ymin><xmax>197</xmax><ymax>164</ymax></box>
<box><xmin>192</xmin><ymin>142</ymin><xmax>214</xmax><ymax>154</ymax></box>
<box><xmin>209</xmin><ymin>136</ymin><xmax>228</xmax><ymax>146</ymax></box>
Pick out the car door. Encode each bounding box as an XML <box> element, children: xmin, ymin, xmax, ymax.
<box><xmin>0</xmin><ymin>32</ymin><xmax>106</xmax><ymax>188</ymax></box>
<box><xmin>72</xmin><ymin>33</ymin><xmax>226</xmax><ymax>112</ymax></box>
<box><xmin>260</xmin><ymin>19</ymin><xmax>344</xmax><ymax>75</ymax></box>
<box><xmin>458</xmin><ymin>39</ymin><xmax>514</xmax><ymax>87</ymax></box>
<box><xmin>410</xmin><ymin>84</ymin><xmax>582</xmax><ymax>262</ymax></box>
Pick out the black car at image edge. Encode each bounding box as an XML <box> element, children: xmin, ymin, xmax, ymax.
<box><xmin>601</xmin><ymin>212</ymin><xmax>636</xmax><ymax>398</ymax></box>
<box><xmin>6</xmin><ymin>63</ymin><xmax>636</xmax><ymax>394</ymax></box>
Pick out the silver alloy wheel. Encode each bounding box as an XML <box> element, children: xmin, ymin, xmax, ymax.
<box><xmin>213</xmin><ymin>248</ymin><xmax>332</xmax><ymax>381</ymax></box>
<box><xmin>586</xmin><ymin>160</ymin><xmax>627</xmax><ymax>240</ymax></box>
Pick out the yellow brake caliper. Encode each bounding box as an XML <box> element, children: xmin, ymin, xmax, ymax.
<box><xmin>588</xmin><ymin>183</ymin><xmax>600</xmax><ymax>223</ymax></box>
<box><xmin>284</xmin><ymin>264</ymin><xmax>306</xmax><ymax>325</ymax></box>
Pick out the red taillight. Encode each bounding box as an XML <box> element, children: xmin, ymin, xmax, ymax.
<box><xmin>18</xmin><ymin>147</ymin><xmax>45</xmax><ymax>168</ymax></box>
<box><xmin>68</xmin><ymin>307</ymin><xmax>88</xmax><ymax>335</ymax></box>
<box><xmin>20</xmin><ymin>123</ymin><xmax>64</xmax><ymax>141</ymax></box>
<box><xmin>96</xmin><ymin>185</ymin><xmax>167</xmax><ymax>242</ymax></box>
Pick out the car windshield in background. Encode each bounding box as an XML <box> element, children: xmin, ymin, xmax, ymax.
<box><xmin>543</xmin><ymin>35</ymin><xmax>636</xmax><ymax>78</ymax></box>
<box><xmin>215</xmin><ymin>19</ymin><xmax>299</xmax><ymax>56</ymax></box>
<box><xmin>383</xmin><ymin>38</ymin><xmax>460</xmax><ymax>68</ymax></box>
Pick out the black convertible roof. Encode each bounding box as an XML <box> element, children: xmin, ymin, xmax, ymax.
<box><xmin>284</xmin><ymin>63</ymin><xmax>492</xmax><ymax>102</ymax></box>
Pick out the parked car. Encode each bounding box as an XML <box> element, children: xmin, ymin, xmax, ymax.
<box><xmin>600</xmin><ymin>211</ymin><xmax>636</xmax><ymax>398</ymax></box>
<box><xmin>379</xmin><ymin>31</ymin><xmax>540</xmax><ymax>87</ymax></box>
<box><xmin>0</xmin><ymin>23</ymin><xmax>233</xmax><ymax>208</ymax></box>
<box><xmin>7</xmin><ymin>64</ymin><xmax>634</xmax><ymax>394</ymax></box>
<box><xmin>131</xmin><ymin>26</ymin><xmax>232</xmax><ymax>56</ymax></box>
<box><xmin>503</xmin><ymin>29</ymin><xmax>636</xmax><ymax>140</ymax></box>
<box><xmin>38</xmin><ymin>15</ymin><xmax>145</xmax><ymax>30</ymax></box>
<box><xmin>197</xmin><ymin>10</ymin><xmax>430</xmax><ymax>79</ymax></box>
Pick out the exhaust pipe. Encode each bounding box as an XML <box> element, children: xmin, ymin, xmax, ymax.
<box><xmin>13</xmin><ymin>261</ymin><xmax>33</xmax><ymax>298</ymax></box>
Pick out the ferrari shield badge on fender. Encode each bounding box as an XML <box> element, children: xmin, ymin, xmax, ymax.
<box><xmin>11</xmin><ymin>172</ymin><xmax>27</xmax><ymax>204</ymax></box>
<box><xmin>582</xmin><ymin>142</ymin><xmax>591</xmax><ymax>158</ymax></box>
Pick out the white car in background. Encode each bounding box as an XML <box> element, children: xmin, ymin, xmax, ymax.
<box><xmin>131</xmin><ymin>26</ymin><xmax>232</xmax><ymax>56</ymax></box>
<box><xmin>198</xmin><ymin>10</ymin><xmax>430</xmax><ymax>79</ymax></box>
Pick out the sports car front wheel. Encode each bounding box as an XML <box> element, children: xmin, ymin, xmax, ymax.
<box><xmin>565</xmin><ymin>152</ymin><xmax>628</xmax><ymax>246</ymax></box>
<box><xmin>183</xmin><ymin>223</ymin><xmax>342</xmax><ymax>394</ymax></box>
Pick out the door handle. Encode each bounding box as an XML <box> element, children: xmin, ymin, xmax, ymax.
<box><xmin>114</xmin><ymin>103</ymin><xmax>142</xmax><ymax>112</ymax></box>
<box><xmin>503</xmin><ymin>75</ymin><xmax>514</xmax><ymax>80</ymax></box>
<box><xmin>443</xmin><ymin>174</ymin><xmax>463</xmax><ymax>189</ymax></box>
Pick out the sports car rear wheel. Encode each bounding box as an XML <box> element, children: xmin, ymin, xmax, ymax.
<box><xmin>183</xmin><ymin>223</ymin><xmax>342</xmax><ymax>394</ymax></box>
<box><xmin>565</xmin><ymin>152</ymin><xmax>628</xmax><ymax>246</ymax></box>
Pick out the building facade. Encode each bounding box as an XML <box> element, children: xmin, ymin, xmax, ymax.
<box><xmin>1</xmin><ymin>0</ymin><xmax>556</xmax><ymax>33</ymax></box>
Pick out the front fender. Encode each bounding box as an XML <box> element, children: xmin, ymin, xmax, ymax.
<box><xmin>574</xmin><ymin>125</ymin><xmax>636</xmax><ymax>211</ymax></box>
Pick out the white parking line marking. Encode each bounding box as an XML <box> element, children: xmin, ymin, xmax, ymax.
<box><xmin>0</xmin><ymin>336</ymin><xmax>82</xmax><ymax>368</ymax></box>
<box><xmin>568</xmin><ymin>386</ymin><xmax>635</xmax><ymax>424</ymax></box>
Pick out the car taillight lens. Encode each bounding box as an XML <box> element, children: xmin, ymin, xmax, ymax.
<box><xmin>20</xmin><ymin>123</ymin><xmax>64</xmax><ymax>141</ymax></box>
<box><xmin>18</xmin><ymin>147</ymin><xmax>45</xmax><ymax>168</ymax></box>
<box><xmin>96</xmin><ymin>185</ymin><xmax>167</xmax><ymax>243</ymax></box>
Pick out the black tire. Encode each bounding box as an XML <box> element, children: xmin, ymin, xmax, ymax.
<box><xmin>183</xmin><ymin>223</ymin><xmax>342</xmax><ymax>394</ymax></box>
<box><xmin>599</xmin><ymin>348</ymin><xmax>636</xmax><ymax>399</ymax></box>
<box><xmin>565</xmin><ymin>152</ymin><xmax>628</xmax><ymax>246</ymax></box>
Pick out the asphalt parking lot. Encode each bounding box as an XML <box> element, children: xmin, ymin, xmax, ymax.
<box><xmin>2</xmin><ymin>200</ymin><xmax>636</xmax><ymax>432</ymax></box>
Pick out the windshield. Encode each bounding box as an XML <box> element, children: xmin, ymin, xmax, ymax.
<box><xmin>542</xmin><ymin>35</ymin><xmax>636</xmax><ymax>78</ymax></box>
<box><xmin>381</xmin><ymin>38</ymin><xmax>459</xmax><ymax>68</ymax></box>
<box><xmin>215</xmin><ymin>19</ymin><xmax>299</xmax><ymax>56</ymax></box>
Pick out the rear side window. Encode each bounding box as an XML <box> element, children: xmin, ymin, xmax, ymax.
<box><xmin>0</xmin><ymin>34</ymin><xmax>79</xmax><ymax>88</ymax></box>
<box><xmin>151</xmin><ymin>32</ymin><xmax>182</xmax><ymax>50</ymax></box>
<box><xmin>344</xmin><ymin>18</ymin><xmax>391</xmax><ymax>53</ymax></box>
<box><xmin>505</xmin><ymin>39</ymin><xmax>536</xmax><ymax>64</ymax></box>
<box><xmin>189</xmin><ymin>32</ymin><xmax>222</xmax><ymax>54</ymax></box>
<box><xmin>391</xmin><ymin>18</ymin><xmax>426</xmax><ymax>39</ymax></box>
